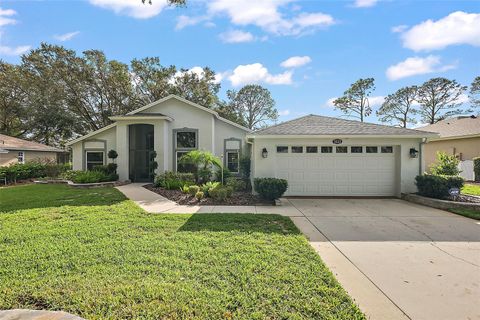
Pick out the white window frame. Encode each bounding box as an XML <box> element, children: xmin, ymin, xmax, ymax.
<box><xmin>17</xmin><ymin>151</ymin><xmax>25</xmax><ymax>164</ymax></box>
<box><xmin>226</xmin><ymin>151</ymin><xmax>240</xmax><ymax>174</ymax></box>
<box><xmin>174</xmin><ymin>129</ymin><xmax>198</xmax><ymax>172</ymax></box>
<box><xmin>85</xmin><ymin>151</ymin><xmax>105</xmax><ymax>170</ymax></box>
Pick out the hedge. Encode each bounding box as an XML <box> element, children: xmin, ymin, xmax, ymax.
<box><xmin>254</xmin><ymin>178</ymin><xmax>288</xmax><ymax>200</ymax></box>
<box><xmin>415</xmin><ymin>174</ymin><xmax>464</xmax><ymax>199</ymax></box>
<box><xmin>0</xmin><ymin>162</ymin><xmax>71</xmax><ymax>183</ymax></box>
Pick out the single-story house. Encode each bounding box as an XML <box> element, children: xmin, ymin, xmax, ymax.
<box><xmin>420</xmin><ymin>115</ymin><xmax>480</xmax><ymax>181</ymax></box>
<box><xmin>0</xmin><ymin>134</ymin><xmax>65</xmax><ymax>166</ymax></box>
<box><xmin>67</xmin><ymin>94</ymin><xmax>436</xmax><ymax>197</ymax></box>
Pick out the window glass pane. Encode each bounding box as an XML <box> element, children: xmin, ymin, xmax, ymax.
<box><xmin>176</xmin><ymin>131</ymin><xmax>196</xmax><ymax>149</ymax></box>
<box><xmin>276</xmin><ymin>146</ymin><xmax>288</xmax><ymax>153</ymax></box>
<box><xmin>17</xmin><ymin>152</ymin><xmax>24</xmax><ymax>164</ymax></box>
<box><xmin>336</xmin><ymin>146</ymin><xmax>348</xmax><ymax>153</ymax></box>
<box><xmin>366</xmin><ymin>146</ymin><xmax>378</xmax><ymax>153</ymax></box>
<box><xmin>87</xmin><ymin>152</ymin><xmax>103</xmax><ymax>162</ymax></box>
<box><xmin>306</xmin><ymin>146</ymin><xmax>318</xmax><ymax>153</ymax></box>
<box><xmin>381</xmin><ymin>146</ymin><xmax>393</xmax><ymax>153</ymax></box>
<box><xmin>227</xmin><ymin>152</ymin><xmax>239</xmax><ymax>172</ymax></box>
<box><xmin>291</xmin><ymin>146</ymin><xmax>303</xmax><ymax>153</ymax></box>
<box><xmin>177</xmin><ymin>151</ymin><xmax>195</xmax><ymax>173</ymax></box>
<box><xmin>321</xmin><ymin>146</ymin><xmax>333</xmax><ymax>153</ymax></box>
<box><xmin>351</xmin><ymin>146</ymin><xmax>363</xmax><ymax>153</ymax></box>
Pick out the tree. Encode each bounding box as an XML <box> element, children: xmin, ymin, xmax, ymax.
<box><xmin>469</xmin><ymin>76</ymin><xmax>480</xmax><ymax>109</ymax></box>
<box><xmin>225</xmin><ymin>84</ymin><xmax>278</xmax><ymax>130</ymax></box>
<box><xmin>333</xmin><ymin>78</ymin><xmax>375</xmax><ymax>122</ymax></box>
<box><xmin>417</xmin><ymin>77</ymin><xmax>467</xmax><ymax>124</ymax></box>
<box><xmin>0</xmin><ymin>62</ymin><xmax>28</xmax><ymax>137</ymax></box>
<box><xmin>377</xmin><ymin>86</ymin><xmax>418</xmax><ymax>128</ymax></box>
<box><xmin>430</xmin><ymin>151</ymin><xmax>461</xmax><ymax>176</ymax></box>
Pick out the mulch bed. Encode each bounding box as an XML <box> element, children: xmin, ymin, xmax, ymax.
<box><xmin>144</xmin><ymin>184</ymin><xmax>274</xmax><ymax>206</ymax></box>
<box><xmin>450</xmin><ymin>194</ymin><xmax>480</xmax><ymax>203</ymax></box>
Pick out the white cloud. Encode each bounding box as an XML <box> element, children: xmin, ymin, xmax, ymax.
<box><xmin>176</xmin><ymin>15</ymin><xmax>209</xmax><ymax>30</ymax></box>
<box><xmin>325</xmin><ymin>97</ymin><xmax>337</xmax><ymax>108</ymax></box>
<box><xmin>54</xmin><ymin>31</ymin><xmax>80</xmax><ymax>42</ymax></box>
<box><xmin>219</xmin><ymin>30</ymin><xmax>255</xmax><ymax>43</ymax></box>
<box><xmin>88</xmin><ymin>0</ymin><xmax>168</xmax><ymax>19</ymax></box>
<box><xmin>228</xmin><ymin>63</ymin><xmax>293</xmax><ymax>86</ymax></box>
<box><xmin>278</xmin><ymin>109</ymin><xmax>290</xmax><ymax>116</ymax></box>
<box><xmin>0</xmin><ymin>7</ymin><xmax>17</xmax><ymax>27</ymax></box>
<box><xmin>206</xmin><ymin>0</ymin><xmax>335</xmax><ymax>36</ymax></box>
<box><xmin>0</xmin><ymin>45</ymin><xmax>31</xmax><ymax>56</ymax></box>
<box><xmin>401</xmin><ymin>11</ymin><xmax>480</xmax><ymax>51</ymax></box>
<box><xmin>391</xmin><ymin>25</ymin><xmax>408</xmax><ymax>33</ymax></box>
<box><xmin>386</xmin><ymin>55</ymin><xmax>456</xmax><ymax>81</ymax></box>
<box><xmin>280</xmin><ymin>56</ymin><xmax>311</xmax><ymax>68</ymax></box>
<box><xmin>353</xmin><ymin>0</ymin><xmax>378</xmax><ymax>8</ymax></box>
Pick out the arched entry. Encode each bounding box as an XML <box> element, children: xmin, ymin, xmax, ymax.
<box><xmin>129</xmin><ymin>124</ymin><xmax>154</xmax><ymax>182</ymax></box>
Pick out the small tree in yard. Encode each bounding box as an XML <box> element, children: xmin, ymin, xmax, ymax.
<box><xmin>108</xmin><ymin>149</ymin><xmax>118</xmax><ymax>163</ymax></box>
<box><xmin>180</xmin><ymin>150</ymin><xmax>221</xmax><ymax>183</ymax></box>
<box><xmin>333</xmin><ymin>78</ymin><xmax>375</xmax><ymax>122</ymax></box>
<box><xmin>430</xmin><ymin>151</ymin><xmax>461</xmax><ymax>176</ymax></box>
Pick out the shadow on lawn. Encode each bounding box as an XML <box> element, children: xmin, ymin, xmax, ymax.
<box><xmin>178</xmin><ymin>213</ymin><xmax>301</xmax><ymax>235</ymax></box>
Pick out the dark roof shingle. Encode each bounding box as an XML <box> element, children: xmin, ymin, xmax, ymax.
<box><xmin>252</xmin><ymin>114</ymin><xmax>434</xmax><ymax>136</ymax></box>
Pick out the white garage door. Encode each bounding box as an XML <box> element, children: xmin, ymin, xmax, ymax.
<box><xmin>276</xmin><ymin>145</ymin><xmax>397</xmax><ymax>196</ymax></box>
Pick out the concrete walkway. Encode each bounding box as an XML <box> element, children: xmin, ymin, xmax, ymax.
<box><xmin>116</xmin><ymin>183</ymin><xmax>480</xmax><ymax>320</ymax></box>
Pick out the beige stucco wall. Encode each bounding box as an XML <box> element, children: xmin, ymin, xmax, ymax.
<box><xmin>251</xmin><ymin>137</ymin><xmax>423</xmax><ymax>197</ymax></box>
<box><xmin>0</xmin><ymin>151</ymin><xmax>57</xmax><ymax>167</ymax></box>
<box><xmin>70</xmin><ymin>98</ymin><xmax>249</xmax><ymax>181</ymax></box>
<box><xmin>424</xmin><ymin>137</ymin><xmax>480</xmax><ymax>170</ymax></box>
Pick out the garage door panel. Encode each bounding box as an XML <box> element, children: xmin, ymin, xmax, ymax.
<box><xmin>276</xmin><ymin>150</ymin><xmax>397</xmax><ymax>196</ymax></box>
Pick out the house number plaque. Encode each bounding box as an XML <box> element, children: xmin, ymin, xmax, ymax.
<box><xmin>332</xmin><ymin>139</ymin><xmax>342</xmax><ymax>144</ymax></box>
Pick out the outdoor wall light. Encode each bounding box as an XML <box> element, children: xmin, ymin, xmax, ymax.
<box><xmin>409</xmin><ymin>148</ymin><xmax>419</xmax><ymax>158</ymax></box>
<box><xmin>262</xmin><ymin>148</ymin><xmax>268</xmax><ymax>158</ymax></box>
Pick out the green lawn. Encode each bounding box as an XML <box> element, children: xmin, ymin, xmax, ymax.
<box><xmin>462</xmin><ymin>183</ymin><xmax>480</xmax><ymax>196</ymax></box>
<box><xmin>449</xmin><ymin>208</ymin><xmax>480</xmax><ymax>220</ymax></box>
<box><xmin>0</xmin><ymin>184</ymin><xmax>364</xmax><ymax>320</ymax></box>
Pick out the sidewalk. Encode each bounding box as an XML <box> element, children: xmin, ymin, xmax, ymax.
<box><xmin>115</xmin><ymin>183</ymin><xmax>303</xmax><ymax>216</ymax></box>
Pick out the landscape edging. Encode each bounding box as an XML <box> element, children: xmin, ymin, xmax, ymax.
<box><xmin>402</xmin><ymin>193</ymin><xmax>480</xmax><ymax>212</ymax></box>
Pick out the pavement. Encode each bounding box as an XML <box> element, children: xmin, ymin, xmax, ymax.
<box><xmin>117</xmin><ymin>183</ymin><xmax>480</xmax><ymax>320</ymax></box>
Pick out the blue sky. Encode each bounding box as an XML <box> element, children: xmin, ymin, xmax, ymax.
<box><xmin>1</xmin><ymin>0</ymin><xmax>479</xmax><ymax>126</ymax></box>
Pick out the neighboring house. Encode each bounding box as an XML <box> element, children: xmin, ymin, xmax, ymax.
<box><xmin>0</xmin><ymin>134</ymin><xmax>65</xmax><ymax>166</ymax></box>
<box><xmin>247</xmin><ymin>115</ymin><xmax>436</xmax><ymax>197</ymax></box>
<box><xmin>420</xmin><ymin>115</ymin><xmax>480</xmax><ymax>181</ymax></box>
<box><xmin>67</xmin><ymin>95</ymin><xmax>436</xmax><ymax>197</ymax></box>
<box><xmin>66</xmin><ymin>95</ymin><xmax>251</xmax><ymax>182</ymax></box>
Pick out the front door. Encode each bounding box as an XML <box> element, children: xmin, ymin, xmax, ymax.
<box><xmin>129</xmin><ymin>124</ymin><xmax>154</xmax><ymax>182</ymax></box>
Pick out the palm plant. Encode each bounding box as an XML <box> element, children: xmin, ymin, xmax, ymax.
<box><xmin>179</xmin><ymin>150</ymin><xmax>222</xmax><ymax>183</ymax></box>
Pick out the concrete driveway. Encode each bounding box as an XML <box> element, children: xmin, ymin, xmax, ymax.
<box><xmin>279</xmin><ymin>199</ymin><xmax>480</xmax><ymax>320</ymax></box>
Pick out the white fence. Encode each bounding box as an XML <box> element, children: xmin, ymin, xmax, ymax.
<box><xmin>458</xmin><ymin>160</ymin><xmax>474</xmax><ymax>181</ymax></box>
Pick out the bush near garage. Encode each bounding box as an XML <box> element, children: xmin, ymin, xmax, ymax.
<box><xmin>254</xmin><ymin>178</ymin><xmax>288</xmax><ymax>200</ymax></box>
<box><xmin>473</xmin><ymin>157</ymin><xmax>480</xmax><ymax>182</ymax></box>
<box><xmin>415</xmin><ymin>174</ymin><xmax>464</xmax><ymax>199</ymax></box>
<box><xmin>430</xmin><ymin>151</ymin><xmax>461</xmax><ymax>176</ymax></box>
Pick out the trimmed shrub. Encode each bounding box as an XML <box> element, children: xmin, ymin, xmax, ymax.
<box><xmin>239</xmin><ymin>155</ymin><xmax>251</xmax><ymax>179</ymax></box>
<box><xmin>195</xmin><ymin>191</ymin><xmax>204</xmax><ymax>200</ymax></box>
<box><xmin>188</xmin><ymin>185</ymin><xmax>200</xmax><ymax>196</ymax></box>
<box><xmin>415</xmin><ymin>174</ymin><xmax>464</xmax><ymax>199</ymax></box>
<box><xmin>474</xmin><ymin>157</ymin><xmax>480</xmax><ymax>182</ymax></box>
<box><xmin>154</xmin><ymin>171</ymin><xmax>195</xmax><ymax>188</ymax></box>
<box><xmin>225</xmin><ymin>177</ymin><xmax>246</xmax><ymax>191</ymax></box>
<box><xmin>430</xmin><ymin>151</ymin><xmax>461</xmax><ymax>176</ymax></box>
<box><xmin>0</xmin><ymin>162</ymin><xmax>69</xmax><ymax>183</ymax></box>
<box><xmin>209</xmin><ymin>186</ymin><xmax>233</xmax><ymax>202</ymax></box>
<box><xmin>93</xmin><ymin>163</ymin><xmax>117</xmax><ymax>175</ymax></box>
<box><xmin>254</xmin><ymin>178</ymin><xmax>288</xmax><ymax>200</ymax></box>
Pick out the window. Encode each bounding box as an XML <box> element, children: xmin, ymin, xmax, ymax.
<box><xmin>277</xmin><ymin>146</ymin><xmax>288</xmax><ymax>153</ymax></box>
<box><xmin>226</xmin><ymin>151</ymin><xmax>239</xmax><ymax>173</ymax></box>
<box><xmin>336</xmin><ymin>146</ymin><xmax>348</xmax><ymax>153</ymax></box>
<box><xmin>17</xmin><ymin>151</ymin><xmax>25</xmax><ymax>164</ymax></box>
<box><xmin>86</xmin><ymin>151</ymin><xmax>104</xmax><ymax>170</ymax></box>
<box><xmin>321</xmin><ymin>146</ymin><xmax>333</xmax><ymax>153</ymax></box>
<box><xmin>176</xmin><ymin>151</ymin><xmax>195</xmax><ymax>173</ymax></box>
<box><xmin>366</xmin><ymin>146</ymin><xmax>378</xmax><ymax>153</ymax></box>
<box><xmin>175</xmin><ymin>129</ymin><xmax>198</xmax><ymax>172</ymax></box>
<box><xmin>306</xmin><ymin>146</ymin><xmax>318</xmax><ymax>153</ymax></box>
<box><xmin>291</xmin><ymin>146</ymin><xmax>303</xmax><ymax>153</ymax></box>
<box><xmin>176</xmin><ymin>131</ymin><xmax>197</xmax><ymax>149</ymax></box>
<box><xmin>351</xmin><ymin>146</ymin><xmax>363</xmax><ymax>153</ymax></box>
<box><xmin>381</xmin><ymin>146</ymin><xmax>393</xmax><ymax>153</ymax></box>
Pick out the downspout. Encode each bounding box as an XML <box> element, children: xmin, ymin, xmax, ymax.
<box><xmin>419</xmin><ymin>137</ymin><xmax>427</xmax><ymax>175</ymax></box>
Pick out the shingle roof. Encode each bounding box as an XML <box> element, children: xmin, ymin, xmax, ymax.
<box><xmin>0</xmin><ymin>134</ymin><xmax>64</xmax><ymax>152</ymax></box>
<box><xmin>252</xmin><ymin>114</ymin><xmax>435</xmax><ymax>136</ymax></box>
<box><xmin>419</xmin><ymin>115</ymin><xmax>480</xmax><ymax>138</ymax></box>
